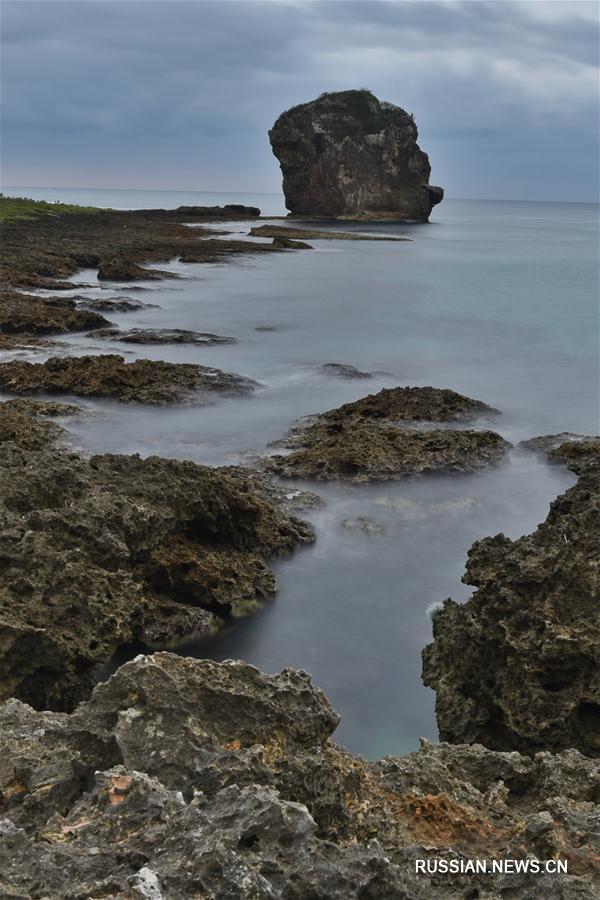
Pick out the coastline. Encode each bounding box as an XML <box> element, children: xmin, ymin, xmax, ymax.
<box><xmin>0</xmin><ymin>197</ymin><xmax>598</xmax><ymax>896</ymax></box>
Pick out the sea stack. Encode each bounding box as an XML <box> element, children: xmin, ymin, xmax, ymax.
<box><xmin>269</xmin><ymin>89</ymin><xmax>444</xmax><ymax>221</ymax></box>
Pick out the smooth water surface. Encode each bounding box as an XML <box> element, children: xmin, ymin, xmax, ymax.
<box><xmin>3</xmin><ymin>187</ymin><xmax>598</xmax><ymax>757</ymax></box>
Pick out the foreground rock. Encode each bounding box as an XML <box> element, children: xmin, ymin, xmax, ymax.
<box><xmin>423</xmin><ymin>440</ymin><xmax>600</xmax><ymax>756</ymax></box>
<box><xmin>0</xmin><ymin>442</ymin><xmax>313</xmax><ymax>710</ymax></box>
<box><xmin>265</xmin><ymin>386</ymin><xmax>508</xmax><ymax>482</ymax></box>
<box><xmin>0</xmin><ymin>653</ymin><xmax>597</xmax><ymax>899</ymax></box>
<box><xmin>269</xmin><ymin>89</ymin><xmax>444</xmax><ymax>220</ymax></box>
<box><xmin>87</xmin><ymin>327</ymin><xmax>237</xmax><ymax>346</ymax></box>
<box><xmin>250</xmin><ymin>224</ymin><xmax>406</xmax><ymax>242</ymax></box>
<box><xmin>0</xmin><ymin>354</ymin><xmax>256</xmax><ymax>403</ymax></box>
<box><xmin>0</xmin><ymin>290</ymin><xmax>110</xmax><ymax>334</ymax></box>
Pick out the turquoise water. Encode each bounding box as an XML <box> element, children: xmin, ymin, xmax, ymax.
<box><xmin>4</xmin><ymin>186</ymin><xmax>598</xmax><ymax>757</ymax></box>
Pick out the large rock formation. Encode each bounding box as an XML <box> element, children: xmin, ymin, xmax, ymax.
<box><xmin>423</xmin><ymin>439</ymin><xmax>600</xmax><ymax>756</ymax></box>
<box><xmin>269</xmin><ymin>89</ymin><xmax>444</xmax><ymax>220</ymax></box>
<box><xmin>1</xmin><ymin>653</ymin><xmax>598</xmax><ymax>898</ymax></box>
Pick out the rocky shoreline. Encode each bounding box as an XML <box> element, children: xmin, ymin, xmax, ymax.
<box><xmin>0</xmin><ymin>199</ymin><xmax>598</xmax><ymax>897</ymax></box>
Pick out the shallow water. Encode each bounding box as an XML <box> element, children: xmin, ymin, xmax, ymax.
<box><xmin>3</xmin><ymin>188</ymin><xmax>598</xmax><ymax>757</ymax></box>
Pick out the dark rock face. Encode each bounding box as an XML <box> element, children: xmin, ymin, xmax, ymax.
<box><xmin>265</xmin><ymin>386</ymin><xmax>508</xmax><ymax>482</ymax></box>
<box><xmin>0</xmin><ymin>354</ymin><xmax>256</xmax><ymax>403</ymax></box>
<box><xmin>269</xmin><ymin>90</ymin><xmax>444</xmax><ymax>220</ymax></box>
<box><xmin>0</xmin><ymin>438</ymin><xmax>313</xmax><ymax>710</ymax></box>
<box><xmin>0</xmin><ymin>653</ymin><xmax>597</xmax><ymax>898</ymax></box>
<box><xmin>423</xmin><ymin>440</ymin><xmax>600</xmax><ymax>756</ymax></box>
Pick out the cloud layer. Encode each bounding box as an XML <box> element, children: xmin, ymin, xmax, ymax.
<box><xmin>2</xmin><ymin>0</ymin><xmax>598</xmax><ymax>200</ymax></box>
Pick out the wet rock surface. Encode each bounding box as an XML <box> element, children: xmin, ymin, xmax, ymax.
<box><xmin>0</xmin><ymin>398</ymin><xmax>80</xmax><ymax>450</ymax></box>
<box><xmin>86</xmin><ymin>327</ymin><xmax>237</xmax><ymax>346</ymax></box>
<box><xmin>265</xmin><ymin>386</ymin><xmax>508</xmax><ymax>482</ymax></box>
<box><xmin>0</xmin><ymin>353</ymin><xmax>256</xmax><ymax>403</ymax></box>
<box><xmin>0</xmin><ymin>653</ymin><xmax>597</xmax><ymax>899</ymax></box>
<box><xmin>0</xmin><ymin>204</ymin><xmax>265</xmax><ymax>291</ymax></box>
<box><xmin>0</xmin><ymin>290</ymin><xmax>110</xmax><ymax>335</ymax></box>
<box><xmin>271</xmin><ymin>235</ymin><xmax>313</xmax><ymax>249</ymax></box>
<box><xmin>75</xmin><ymin>295</ymin><xmax>159</xmax><ymax>312</ymax></box>
<box><xmin>423</xmin><ymin>440</ymin><xmax>600</xmax><ymax>756</ymax></box>
<box><xmin>269</xmin><ymin>89</ymin><xmax>444</xmax><ymax>220</ymax></box>
<box><xmin>0</xmin><ymin>439</ymin><xmax>313</xmax><ymax>710</ymax></box>
<box><xmin>318</xmin><ymin>362</ymin><xmax>374</xmax><ymax>379</ymax></box>
<box><xmin>250</xmin><ymin>224</ymin><xmax>406</xmax><ymax>241</ymax></box>
<box><xmin>519</xmin><ymin>432</ymin><xmax>593</xmax><ymax>455</ymax></box>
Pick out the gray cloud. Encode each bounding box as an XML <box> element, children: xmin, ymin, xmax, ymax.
<box><xmin>1</xmin><ymin>0</ymin><xmax>598</xmax><ymax>200</ymax></box>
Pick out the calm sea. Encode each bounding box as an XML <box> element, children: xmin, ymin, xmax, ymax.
<box><xmin>3</xmin><ymin>185</ymin><xmax>599</xmax><ymax>757</ymax></box>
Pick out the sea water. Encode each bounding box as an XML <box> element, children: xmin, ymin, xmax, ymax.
<box><xmin>3</xmin><ymin>186</ymin><xmax>598</xmax><ymax>757</ymax></box>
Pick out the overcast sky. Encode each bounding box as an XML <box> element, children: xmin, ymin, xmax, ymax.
<box><xmin>1</xmin><ymin>0</ymin><xmax>598</xmax><ymax>201</ymax></box>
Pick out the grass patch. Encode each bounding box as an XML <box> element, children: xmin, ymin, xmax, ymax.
<box><xmin>0</xmin><ymin>195</ymin><xmax>105</xmax><ymax>222</ymax></box>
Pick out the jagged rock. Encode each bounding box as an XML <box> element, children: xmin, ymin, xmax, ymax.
<box><xmin>422</xmin><ymin>440</ymin><xmax>600</xmax><ymax>756</ymax></box>
<box><xmin>0</xmin><ymin>445</ymin><xmax>313</xmax><ymax>711</ymax></box>
<box><xmin>269</xmin><ymin>89</ymin><xmax>444</xmax><ymax>220</ymax></box>
<box><xmin>0</xmin><ymin>354</ymin><xmax>256</xmax><ymax>403</ymax></box>
<box><xmin>86</xmin><ymin>327</ymin><xmax>237</xmax><ymax>345</ymax></box>
<box><xmin>0</xmin><ymin>654</ymin><xmax>597</xmax><ymax>898</ymax></box>
<box><xmin>0</xmin><ymin>290</ymin><xmax>110</xmax><ymax>334</ymax></box>
<box><xmin>0</xmin><ymin>398</ymin><xmax>80</xmax><ymax>450</ymax></box>
<box><xmin>265</xmin><ymin>386</ymin><xmax>507</xmax><ymax>482</ymax></box>
<box><xmin>250</xmin><ymin>224</ymin><xmax>406</xmax><ymax>242</ymax></box>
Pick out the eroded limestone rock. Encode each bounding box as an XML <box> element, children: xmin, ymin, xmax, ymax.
<box><xmin>269</xmin><ymin>90</ymin><xmax>443</xmax><ymax>220</ymax></box>
<box><xmin>423</xmin><ymin>440</ymin><xmax>600</xmax><ymax>756</ymax></box>
<box><xmin>0</xmin><ymin>653</ymin><xmax>597</xmax><ymax>898</ymax></box>
<box><xmin>265</xmin><ymin>386</ymin><xmax>508</xmax><ymax>482</ymax></box>
<box><xmin>0</xmin><ymin>354</ymin><xmax>256</xmax><ymax>403</ymax></box>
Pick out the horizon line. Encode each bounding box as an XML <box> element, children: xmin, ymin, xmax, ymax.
<box><xmin>2</xmin><ymin>184</ymin><xmax>599</xmax><ymax>206</ymax></box>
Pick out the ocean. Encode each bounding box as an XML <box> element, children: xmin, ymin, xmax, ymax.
<box><xmin>4</xmin><ymin>185</ymin><xmax>598</xmax><ymax>757</ymax></box>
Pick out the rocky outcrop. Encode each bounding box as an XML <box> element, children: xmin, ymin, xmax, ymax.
<box><xmin>0</xmin><ymin>290</ymin><xmax>110</xmax><ymax>334</ymax></box>
<box><xmin>86</xmin><ymin>327</ymin><xmax>237</xmax><ymax>345</ymax></box>
<box><xmin>97</xmin><ymin>258</ymin><xmax>178</xmax><ymax>281</ymax></box>
<box><xmin>75</xmin><ymin>296</ymin><xmax>159</xmax><ymax>312</ymax></box>
<box><xmin>249</xmin><ymin>224</ymin><xmax>406</xmax><ymax>241</ymax></box>
<box><xmin>422</xmin><ymin>440</ymin><xmax>600</xmax><ymax>756</ymax></box>
<box><xmin>0</xmin><ymin>354</ymin><xmax>256</xmax><ymax>403</ymax></box>
<box><xmin>318</xmin><ymin>362</ymin><xmax>373</xmax><ymax>379</ymax></box>
<box><xmin>269</xmin><ymin>89</ymin><xmax>443</xmax><ymax>220</ymax></box>
<box><xmin>0</xmin><ymin>653</ymin><xmax>598</xmax><ymax>899</ymax></box>
<box><xmin>0</xmin><ymin>205</ymin><xmax>265</xmax><ymax>291</ymax></box>
<box><xmin>265</xmin><ymin>386</ymin><xmax>508</xmax><ymax>482</ymax></box>
<box><xmin>0</xmin><ymin>440</ymin><xmax>313</xmax><ymax>711</ymax></box>
<box><xmin>0</xmin><ymin>398</ymin><xmax>80</xmax><ymax>450</ymax></box>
